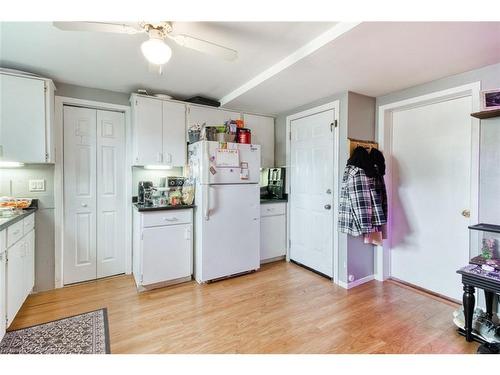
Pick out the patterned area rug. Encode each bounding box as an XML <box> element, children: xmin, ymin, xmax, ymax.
<box><xmin>0</xmin><ymin>308</ymin><xmax>110</xmax><ymax>354</ymax></box>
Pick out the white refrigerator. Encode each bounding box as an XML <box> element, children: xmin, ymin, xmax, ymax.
<box><xmin>188</xmin><ymin>141</ymin><xmax>261</xmax><ymax>283</ymax></box>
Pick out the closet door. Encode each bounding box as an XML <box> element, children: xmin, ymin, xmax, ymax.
<box><xmin>63</xmin><ymin>106</ymin><xmax>97</xmax><ymax>285</ymax></box>
<box><xmin>96</xmin><ymin>110</ymin><xmax>126</xmax><ymax>278</ymax></box>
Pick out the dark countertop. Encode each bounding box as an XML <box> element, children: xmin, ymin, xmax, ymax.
<box><xmin>0</xmin><ymin>208</ymin><xmax>38</xmax><ymax>232</ymax></box>
<box><xmin>260</xmin><ymin>198</ymin><xmax>288</xmax><ymax>204</ymax></box>
<box><xmin>134</xmin><ymin>203</ymin><xmax>196</xmax><ymax>212</ymax></box>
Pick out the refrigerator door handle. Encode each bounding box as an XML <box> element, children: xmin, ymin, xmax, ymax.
<box><xmin>204</xmin><ymin>185</ymin><xmax>210</xmax><ymax>220</ymax></box>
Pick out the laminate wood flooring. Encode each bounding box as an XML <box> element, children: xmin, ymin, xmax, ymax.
<box><xmin>9</xmin><ymin>261</ymin><xmax>478</xmax><ymax>354</ymax></box>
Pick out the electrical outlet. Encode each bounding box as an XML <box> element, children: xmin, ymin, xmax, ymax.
<box><xmin>29</xmin><ymin>179</ymin><xmax>45</xmax><ymax>192</ymax></box>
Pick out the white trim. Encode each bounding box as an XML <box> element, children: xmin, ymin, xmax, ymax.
<box><xmin>54</xmin><ymin>96</ymin><xmax>132</xmax><ymax>288</ymax></box>
<box><xmin>285</xmin><ymin>100</ymin><xmax>340</xmax><ymax>285</ymax></box>
<box><xmin>375</xmin><ymin>82</ymin><xmax>481</xmax><ymax>282</ymax></box>
<box><xmin>338</xmin><ymin>274</ymin><xmax>375</xmax><ymax>290</ymax></box>
<box><xmin>219</xmin><ymin>23</ymin><xmax>361</xmax><ymax>106</ymax></box>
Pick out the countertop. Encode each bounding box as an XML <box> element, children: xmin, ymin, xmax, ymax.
<box><xmin>133</xmin><ymin>203</ymin><xmax>196</xmax><ymax>212</ymax></box>
<box><xmin>260</xmin><ymin>198</ymin><xmax>288</xmax><ymax>204</ymax></box>
<box><xmin>0</xmin><ymin>208</ymin><xmax>38</xmax><ymax>232</ymax></box>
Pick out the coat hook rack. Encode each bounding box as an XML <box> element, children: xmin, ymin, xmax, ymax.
<box><xmin>348</xmin><ymin>138</ymin><xmax>379</xmax><ymax>157</ymax></box>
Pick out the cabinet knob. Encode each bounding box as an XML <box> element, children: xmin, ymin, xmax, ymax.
<box><xmin>324</xmin><ymin>204</ymin><xmax>332</xmax><ymax>210</ymax></box>
<box><xmin>81</xmin><ymin>203</ymin><xmax>88</xmax><ymax>207</ymax></box>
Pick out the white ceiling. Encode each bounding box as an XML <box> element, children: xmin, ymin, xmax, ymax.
<box><xmin>0</xmin><ymin>21</ymin><xmax>334</xmax><ymax>101</ymax></box>
<box><xmin>1</xmin><ymin>22</ymin><xmax>499</xmax><ymax>115</ymax></box>
<box><xmin>227</xmin><ymin>22</ymin><xmax>500</xmax><ymax>114</ymax></box>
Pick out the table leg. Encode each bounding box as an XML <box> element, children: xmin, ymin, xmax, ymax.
<box><xmin>485</xmin><ymin>290</ymin><xmax>495</xmax><ymax>321</ymax></box>
<box><xmin>463</xmin><ymin>284</ymin><xmax>475</xmax><ymax>342</ymax></box>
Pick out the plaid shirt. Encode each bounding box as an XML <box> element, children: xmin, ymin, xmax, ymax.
<box><xmin>338</xmin><ymin>166</ymin><xmax>387</xmax><ymax>236</ymax></box>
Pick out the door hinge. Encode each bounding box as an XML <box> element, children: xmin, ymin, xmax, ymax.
<box><xmin>141</xmin><ymin>232</ymin><xmax>143</xmax><ymax>240</ymax></box>
<box><xmin>45</xmin><ymin>152</ymin><xmax>49</xmax><ymax>162</ymax></box>
<box><xmin>135</xmin><ymin>99</ymin><xmax>138</xmax><ymax>106</ymax></box>
<box><xmin>289</xmin><ymin>131</ymin><xmax>292</xmax><ymax>141</ymax></box>
<box><xmin>289</xmin><ymin>239</ymin><xmax>291</xmax><ymax>248</ymax></box>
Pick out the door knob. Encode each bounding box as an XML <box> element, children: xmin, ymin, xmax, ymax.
<box><xmin>461</xmin><ymin>209</ymin><xmax>470</xmax><ymax>218</ymax></box>
<box><xmin>326</xmin><ymin>189</ymin><xmax>332</xmax><ymax>194</ymax></box>
<box><xmin>324</xmin><ymin>204</ymin><xmax>332</xmax><ymax>210</ymax></box>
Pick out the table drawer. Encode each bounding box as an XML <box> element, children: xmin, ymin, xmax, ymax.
<box><xmin>260</xmin><ymin>203</ymin><xmax>286</xmax><ymax>217</ymax></box>
<box><xmin>142</xmin><ymin>209</ymin><xmax>192</xmax><ymax>228</ymax></box>
<box><xmin>6</xmin><ymin>221</ymin><xmax>24</xmax><ymax>248</ymax></box>
<box><xmin>23</xmin><ymin>213</ymin><xmax>35</xmax><ymax>233</ymax></box>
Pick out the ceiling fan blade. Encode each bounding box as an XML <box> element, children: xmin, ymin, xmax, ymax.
<box><xmin>53</xmin><ymin>21</ymin><xmax>143</xmax><ymax>35</ymax></box>
<box><xmin>168</xmin><ymin>34</ymin><xmax>238</xmax><ymax>61</ymax></box>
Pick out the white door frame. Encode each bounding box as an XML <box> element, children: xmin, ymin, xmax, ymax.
<box><xmin>376</xmin><ymin>82</ymin><xmax>481</xmax><ymax>281</ymax></box>
<box><xmin>285</xmin><ymin>100</ymin><xmax>340</xmax><ymax>285</ymax></box>
<box><xmin>54</xmin><ymin>96</ymin><xmax>132</xmax><ymax>288</ymax></box>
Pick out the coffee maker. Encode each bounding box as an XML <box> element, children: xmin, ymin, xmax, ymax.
<box><xmin>267</xmin><ymin>168</ymin><xmax>286</xmax><ymax>199</ymax></box>
<box><xmin>138</xmin><ymin>181</ymin><xmax>154</xmax><ymax>205</ymax></box>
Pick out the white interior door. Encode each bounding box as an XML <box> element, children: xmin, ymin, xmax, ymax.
<box><xmin>290</xmin><ymin>110</ymin><xmax>335</xmax><ymax>277</ymax></box>
<box><xmin>390</xmin><ymin>96</ymin><xmax>472</xmax><ymax>300</ymax></box>
<box><xmin>64</xmin><ymin>106</ymin><xmax>126</xmax><ymax>284</ymax></box>
<box><xmin>96</xmin><ymin>110</ymin><xmax>126</xmax><ymax>279</ymax></box>
<box><xmin>64</xmin><ymin>106</ymin><xmax>97</xmax><ymax>284</ymax></box>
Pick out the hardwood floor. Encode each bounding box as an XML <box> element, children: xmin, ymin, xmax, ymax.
<box><xmin>10</xmin><ymin>261</ymin><xmax>478</xmax><ymax>354</ymax></box>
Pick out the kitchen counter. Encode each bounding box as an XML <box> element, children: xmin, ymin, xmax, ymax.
<box><xmin>133</xmin><ymin>203</ymin><xmax>195</xmax><ymax>212</ymax></box>
<box><xmin>260</xmin><ymin>198</ymin><xmax>288</xmax><ymax>204</ymax></box>
<box><xmin>0</xmin><ymin>208</ymin><xmax>38</xmax><ymax>231</ymax></box>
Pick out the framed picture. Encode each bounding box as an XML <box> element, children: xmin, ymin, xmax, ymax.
<box><xmin>481</xmin><ymin>88</ymin><xmax>500</xmax><ymax>111</ymax></box>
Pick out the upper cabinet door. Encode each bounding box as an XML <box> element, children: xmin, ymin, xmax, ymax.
<box><xmin>0</xmin><ymin>74</ymin><xmax>47</xmax><ymax>163</ymax></box>
<box><xmin>187</xmin><ymin>105</ymin><xmax>240</xmax><ymax>129</ymax></box>
<box><xmin>243</xmin><ymin>114</ymin><xmax>275</xmax><ymax>168</ymax></box>
<box><xmin>132</xmin><ymin>96</ymin><xmax>163</xmax><ymax>165</ymax></box>
<box><xmin>162</xmin><ymin>101</ymin><xmax>186</xmax><ymax>167</ymax></box>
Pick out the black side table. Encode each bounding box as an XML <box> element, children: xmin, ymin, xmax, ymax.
<box><xmin>457</xmin><ymin>268</ymin><xmax>500</xmax><ymax>342</ymax></box>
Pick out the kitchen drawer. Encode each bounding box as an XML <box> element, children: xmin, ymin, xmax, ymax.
<box><xmin>0</xmin><ymin>229</ymin><xmax>5</xmax><ymax>253</ymax></box>
<box><xmin>260</xmin><ymin>203</ymin><xmax>286</xmax><ymax>217</ymax></box>
<box><xmin>6</xmin><ymin>221</ymin><xmax>24</xmax><ymax>248</ymax></box>
<box><xmin>142</xmin><ymin>209</ymin><xmax>192</xmax><ymax>228</ymax></box>
<box><xmin>23</xmin><ymin>213</ymin><xmax>35</xmax><ymax>233</ymax></box>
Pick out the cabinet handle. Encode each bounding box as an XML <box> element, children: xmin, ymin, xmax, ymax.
<box><xmin>163</xmin><ymin>217</ymin><xmax>178</xmax><ymax>222</ymax></box>
<box><xmin>157</xmin><ymin>152</ymin><xmax>163</xmax><ymax>163</ymax></box>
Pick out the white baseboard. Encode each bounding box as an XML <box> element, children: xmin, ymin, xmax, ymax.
<box><xmin>337</xmin><ymin>274</ymin><xmax>375</xmax><ymax>290</ymax></box>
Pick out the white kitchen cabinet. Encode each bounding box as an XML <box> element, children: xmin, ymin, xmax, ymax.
<box><xmin>24</xmin><ymin>229</ymin><xmax>35</xmax><ymax>296</ymax></box>
<box><xmin>131</xmin><ymin>94</ymin><xmax>187</xmax><ymax>166</ymax></box>
<box><xmin>131</xmin><ymin>95</ymin><xmax>163</xmax><ymax>165</ymax></box>
<box><xmin>260</xmin><ymin>202</ymin><xmax>286</xmax><ymax>263</ymax></box>
<box><xmin>0</xmin><ymin>72</ymin><xmax>55</xmax><ymax>163</ymax></box>
<box><xmin>6</xmin><ymin>239</ymin><xmax>25</xmax><ymax>326</ymax></box>
<box><xmin>162</xmin><ymin>101</ymin><xmax>187</xmax><ymax>167</ymax></box>
<box><xmin>187</xmin><ymin>105</ymin><xmax>241</xmax><ymax>128</ymax></box>
<box><xmin>0</xmin><ymin>229</ymin><xmax>6</xmax><ymax>341</ymax></box>
<box><xmin>243</xmin><ymin>114</ymin><xmax>275</xmax><ymax>168</ymax></box>
<box><xmin>4</xmin><ymin>213</ymin><xmax>36</xmax><ymax>328</ymax></box>
<box><xmin>133</xmin><ymin>208</ymin><xmax>193</xmax><ymax>290</ymax></box>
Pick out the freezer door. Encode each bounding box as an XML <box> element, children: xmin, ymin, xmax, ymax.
<box><xmin>190</xmin><ymin>141</ymin><xmax>261</xmax><ymax>185</ymax></box>
<box><xmin>198</xmin><ymin>184</ymin><xmax>260</xmax><ymax>282</ymax></box>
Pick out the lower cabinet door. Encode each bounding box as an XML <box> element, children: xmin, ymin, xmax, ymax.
<box><xmin>6</xmin><ymin>240</ymin><xmax>25</xmax><ymax>326</ymax></box>
<box><xmin>24</xmin><ymin>230</ymin><xmax>35</xmax><ymax>295</ymax></box>
<box><xmin>260</xmin><ymin>214</ymin><xmax>286</xmax><ymax>261</ymax></box>
<box><xmin>0</xmin><ymin>251</ymin><xmax>6</xmax><ymax>340</ymax></box>
<box><xmin>141</xmin><ymin>224</ymin><xmax>192</xmax><ymax>285</ymax></box>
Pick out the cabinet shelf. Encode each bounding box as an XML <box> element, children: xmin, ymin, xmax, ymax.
<box><xmin>471</xmin><ymin>109</ymin><xmax>500</xmax><ymax>119</ymax></box>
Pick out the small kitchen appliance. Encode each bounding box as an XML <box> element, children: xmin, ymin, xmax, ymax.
<box><xmin>138</xmin><ymin>181</ymin><xmax>154</xmax><ymax>205</ymax></box>
<box><xmin>267</xmin><ymin>168</ymin><xmax>286</xmax><ymax>199</ymax></box>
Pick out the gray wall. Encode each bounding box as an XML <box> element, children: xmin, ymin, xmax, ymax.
<box><xmin>275</xmin><ymin>91</ymin><xmax>376</xmax><ymax>284</ymax></box>
<box><xmin>0</xmin><ymin>165</ymin><xmax>55</xmax><ymax>292</ymax></box>
<box><xmin>55</xmin><ymin>82</ymin><xmax>130</xmax><ymax>106</ymax></box>
<box><xmin>376</xmin><ymin>62</ymin><xmax>500</xmax><ymax>226</ymax></box>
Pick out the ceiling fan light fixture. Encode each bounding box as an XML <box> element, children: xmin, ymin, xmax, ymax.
<box><xmin>141</xmin><ymin>31</ymin><xmax>172</xmax><ymax>65</ymax></box>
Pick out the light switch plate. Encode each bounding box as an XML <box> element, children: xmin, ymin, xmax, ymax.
<box><xmin>29</xmin><ymin>179</ymin><xmax>45</xmax><ymax>192</ymax></box>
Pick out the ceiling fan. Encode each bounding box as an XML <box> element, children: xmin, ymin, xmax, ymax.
<box><xmin>52</xmin><ymin>21</ymin><xmax>238</xmax><ymax>70</ymax></box>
